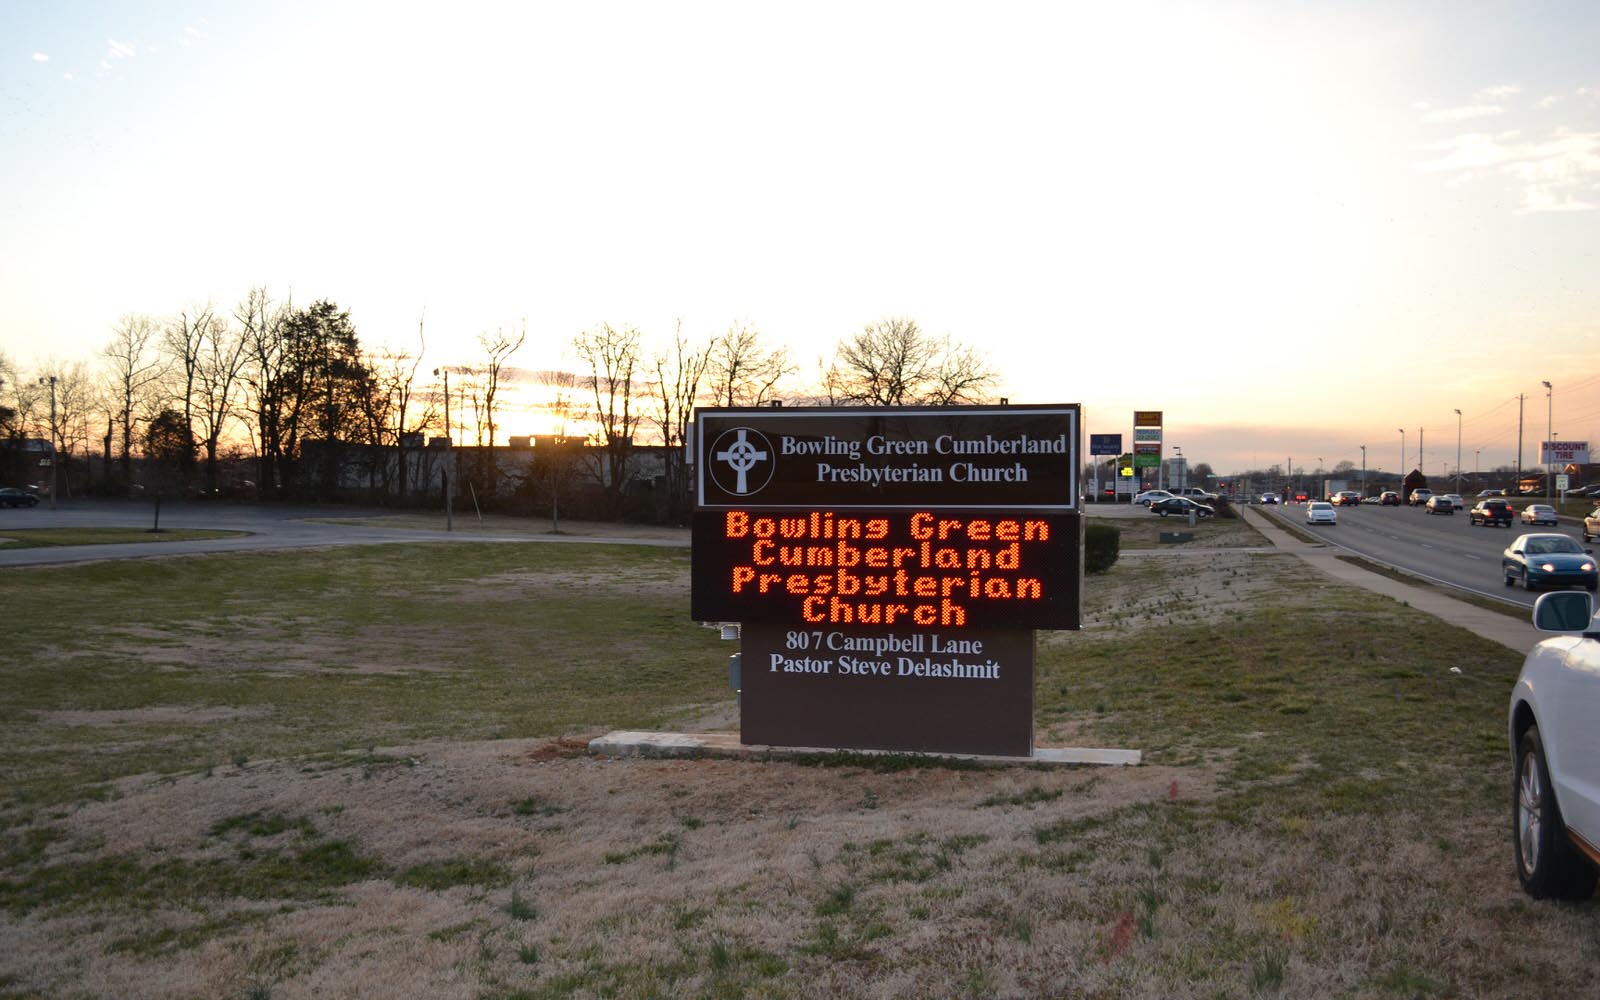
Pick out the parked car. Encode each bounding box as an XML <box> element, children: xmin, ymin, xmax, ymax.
<box><xmin>1305</xmin><ymin>501</ymin><xmax>1337</xmax><ymax>525</ymax></box>
<box><xmin>1471</xmin><ymin>499</ymin><xmax>1516</xmax><ymax>527</ymax></box>
<box><xmin>1584</xmin><ymin>507</ymin><xmax>1600</xmax><ymax>544</ymax></box>
<box><xmin>1149</xmin><ymin>496</ymin><xmax>1214</xmax><ymax>518</ymax></box>
<box><xmin>1478</xmin><ymin>489</ymin><xmax>1507</xmax><ymax>497</ymax></box>
<box><xmin>1522</xmin><ymin>504</ymin><xmax>1560</xmax><ymax>526</ymax></box>
<box><xmin>1425</xmin><ymin>495</ymin><xmax>1455</xmax><ymax>515</ymax></box>
<box><xmin>1504</xmin><ymin>534</ymin><xmax>1599</xmax><ymax>593</ymax></box>
<box><xmin>1378</xmin><ymin>491</ymin><xmax>1401</xmax><ymax>506</ymax></box>
<box><xmin>1133</xmin><ymin>489</ymin><xmax>1174</xmax><ymax>507</ymax></box>
<box><xmin>1331</xmin><ymin>490</ymin><xmax>1362</xmax><ymax>507</ymax></box>
<box><xmin>1178</xmin><ymin>487</ymin><xmax>1218</xmax><ymax>501</ymax></box>
<box><xmin>0</xmin><ymin>487</ymin><xmax>39</xmax><ymax>508</ymax></box>
<box><xmin>1258</xmin><ymin>492</ymin><xmax>1280</xmax><ymax>505</ymax></box>
<box><xmin>1509</xmin><ymin>591</ymin><xmax>1600</xmax><ymax>899</ymax></box>
<box><xmin>1409</xmin><ymin>489</ymin><xmax>1433</xmax><ymax>507</ymax></box>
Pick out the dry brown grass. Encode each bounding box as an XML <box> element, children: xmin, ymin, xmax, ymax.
<box><xmin>2</xmin><ymin>530</ymin><xmax>1596</xmax><ymax>999</ymax></box>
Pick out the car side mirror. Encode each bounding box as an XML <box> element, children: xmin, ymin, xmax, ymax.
<box><xmin>1533</xmin><ymin>591</ymin><xmax>1595</xmax><ymax>633</ymax></box>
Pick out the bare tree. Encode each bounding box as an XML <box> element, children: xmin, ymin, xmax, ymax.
<box><xmin>369</xmin><ymin>315</ymin><xmax>433</xmax><ymax>500</ymax></box>
<box><xmin>705</xmin><ymin>322</ymin><xmax>794</xmax><ymax>407</ymax></box>
<box><xmin>238</xmin><ymin>287</ymin><xmax>291</xmax><ymax>495</ymax></box>
<box><xmin>38</xmin><ymin>360</ymin><xmax>95</xmax><ymax>499</ymax></box>
<box><xmin>826</xmin><ymin>317</ymin><xmax>997</xmax><ymax>406</ymax></box>
<box><xmin>192</xmin><ymin>313</ymin><xmax>250</xmax><ymax>494</ymax></box>
<box><xmin>528</xmin><ymin>369</ymin><xmax>581</xmax><ymax>531</ymax></box>
<box><xmin>102</xmin><ymin>314</ymin><xmax>167</xmax><ymax>484</ymax></box>
<box><xmin>163</xmin><ymin>304</ymin><xmax>222</xmax><ymax>483</ymax></box>
<box><xmin>573</xmin><ymin>323</ymin><xmax>642</xmax><ymax>518</ymax></box>
<box><xmin>650</xmin><ymin>320</ymin><xmax>711</xmax><ymax>523</ymax></box>
<box><xmin>475</xmin><ymin>323</ymin><xmax>526</xmax><ymax>492</ymax></box>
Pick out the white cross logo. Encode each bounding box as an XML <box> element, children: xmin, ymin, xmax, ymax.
<box><xmin>716</xmin><ymin>429</ymin><xmax>770</xmax><ymax>495</ymax></box>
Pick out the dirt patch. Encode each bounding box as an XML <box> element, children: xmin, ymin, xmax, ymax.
<box><xmin>92</xmin><ymin>620</ymin><xmax>463</xmax><ymax>675</ymax></box>
<box><xmin>9</xmin><ymin>735</ymin><xmax>1214</xmax><ymax>999</ymax></box>
<box><xmin>1078</xmin><ymin>549</ymin><xmax>1290</xmax><ymax>634</ymax></box>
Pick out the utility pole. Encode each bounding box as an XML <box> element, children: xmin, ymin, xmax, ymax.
<box><xmin>1543</xmin><ymin>380</ymin><xmax>1554</xmax><ymax>500</ymax></box>
<box><xmin>1517</xmin><ymin>394</ymin><xmax>1525</xmax><ymax>494</ymax></box>
<box><xmin>1397</xmin><ymin>429</ymin><xmax>1405</xmax><ymax>490</ymax></box>
<box><xmin>1419</xmin><ymin>428</ymin><xmax>1424</xmax><ymax>484</ymax></box>
<box><xmin>39</xmin><ymin>375</ymin><xmax>58</xmax><ymax>510</ymax></box>
<box><xmin>1454</xmin><ymin>408</ymin><xmax>1462</xmax><ymax>495</ymax></box>
<box><xmin>1360</xmin><ymin>444</ymin><xmax>1367</xmax><ymax>497</ymax></box>
<box><xmin>433</xmin><ymin>367</ymin><xmax>453</xmax><ymax>532</ymax></box>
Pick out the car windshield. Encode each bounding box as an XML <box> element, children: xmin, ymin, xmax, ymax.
<box><xmin>1526</xmin><ymin>537</ymin><xmax>1582</xmax><ymax>555</ymax></box>
<box><xmin>1530</xmin><ymin>505</ymin><xmax>1553</xmax><ymax>513</ymax></box>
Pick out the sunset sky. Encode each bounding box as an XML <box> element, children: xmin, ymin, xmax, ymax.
<box><xmin>2</xmin><ymin>1</ymin><xmax>1598</xmax><ymax>476</ymax></box>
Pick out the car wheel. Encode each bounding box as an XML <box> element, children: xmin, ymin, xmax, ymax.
<box><xmin>1505</xmin><ymin>571</ymin><xmax>1516</xmax><ymax>587</ymax></box>
<box><xmin>1514</xmin><ymin>724</ymin><xmax>1599</xmax><ymax>899</ymax></box>
<box><xmin>1523</xmin><ymin>572</ymin><xmax>1538</xmax><ymax>592</ymax></box>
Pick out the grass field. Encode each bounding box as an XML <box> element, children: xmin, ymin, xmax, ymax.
<box><xmin>1</xmin><ymin>533</ymin><xmax>1595</xmax><ymax>999</ymax></box>
<box><xmin>0</xmin><ymin>527</ymin><xmax>249</xmax><ymax>549</ymax></box>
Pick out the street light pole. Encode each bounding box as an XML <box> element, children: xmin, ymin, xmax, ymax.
<box><xmin>1543</xmin><ymin>380</ymin><xmax>1554</xmax><ymax>499</ymax></box>
<box><xmin>1173</xmin><ymin>445</ymin><xmax>1183</xmax><ymax>490</ymax></box>
<box><xmin>38</xmin><ymin>375</ymin><xmax>57</xmax><ymax>510</ymax></box>
<box><xmin>1398</xmin><ymin>429</ymin><xmax>1405</xmax><ymax>491</ymax></box>
<box><xmin>1454</xmin><ymin>408</ymin><xmax>1462</xmax><ymax>495</ymax></box>
<box><xmin>1360</xmin><ymin>445</ymin><xmax>1367</xmax><ymax>497</ymax></box>
<box><xmin>433</xmin><ymin>367</ymin><xmax>454</xmax><ymax>533</ymax></box>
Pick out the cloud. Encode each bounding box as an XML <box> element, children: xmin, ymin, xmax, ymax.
<box><xmin>1536</xmin><ymin>94</ymin><xmax>1562</xmax><ymax>110</ymax></box>
<box><xmin>1421</xmin><ymin>103</ymin><xmax>1504</xmax><ymax>124</ymax></box>
<box><xmin>32</xmin><ymin>52</ymin><xmax>48</xmax><ymax>62</ymax></box>
<box><xmin>62</xmin><ymin>72</ymin><xmax>73</xmax><ymax>81</ymax></box>
<box><xmin>106</xmin><ymin>38</ymin><xmax>136</xmax><ymax>60</ymax></box>
<box><xmin>1417</xmin><ymin>128</ymin><xmax>1600</xmax><ymax>213</ymax></box>
<box><xmin>1477</xmin><ymin>84</ymin><xmax>1521</xmax><ymax>100</ymax></box>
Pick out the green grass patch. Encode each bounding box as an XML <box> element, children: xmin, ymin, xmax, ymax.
<box><xmin>394</xmin><ymin>858</ymin><xmax>511</xmax><ymax>890</ymax></box>
<box><xmin>0</xmin><ymin>542</ymin><xmax>720</xmax><ymax>807</ymax></box>
<box><xmin>0</xmin><ymin>527</ymin><xmax>248</xmax><ymax>549</ymax></box>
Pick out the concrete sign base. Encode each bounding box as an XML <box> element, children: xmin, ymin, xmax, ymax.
<box><xmin>587</xmin><ymin>730</ymin><xmax>1141</xmax><ymax>767</ymax></box>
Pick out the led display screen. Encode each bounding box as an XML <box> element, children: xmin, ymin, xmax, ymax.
<box><xmin>691</xmin><ymin>507</ymin><xmax>1081</xmax><ymax>629</ymax></box>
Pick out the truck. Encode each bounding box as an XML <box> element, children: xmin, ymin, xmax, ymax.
<box><xmin>1322</xmin><ymin>479</ymin><xmax>1351</xmax><ymax>501</ymax></box>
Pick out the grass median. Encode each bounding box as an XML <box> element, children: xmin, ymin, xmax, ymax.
<box><xmin>0</xmin><ymin>539</ymin><xmax>1592</xmax><ymax>999</ymax></box>
<box><xmin>0</xmin><ymin>527</ymin><xmax>249</xmax><ymax>549</ymax></box>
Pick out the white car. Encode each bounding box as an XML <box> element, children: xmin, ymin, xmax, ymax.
<box><xmin>1522</xmin><ymin>504</ymin><xmax>1560</xmax><ymax>526</ymax></box>
<box><xmin>1510</xmin><ymin>591</ymin><xmax>1600</xmax><ymax>899</ymax></box>
<box><xmin>1305</xmin><ymin>501</ymin><xmax>1337</xmax><ymax>525</ymax></box>
<box><xmin>1443</xmin><ymin>493</ymin><xmax>1465</xmax><ymax>510</ymax></box>
<box><xmin>1133</xmin><ymin>489</ymin><xmax>1174</xmax><ymax>506</ymax></box>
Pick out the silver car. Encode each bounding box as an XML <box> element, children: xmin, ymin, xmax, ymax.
<box><xmin>1522</xmin><ymin>504</ymin><xmax>1560</xmax><ymax>526</ymax></box>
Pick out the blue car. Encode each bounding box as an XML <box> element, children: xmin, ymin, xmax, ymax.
<box><xmin>1503</xmin><ymin>533</ymin><xmax>1599</xmax><ymax>592</ymax></box>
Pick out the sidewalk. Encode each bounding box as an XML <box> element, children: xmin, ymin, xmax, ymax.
<box><xmin>1238</xmin><ymin>506</ymin><xmax>1541</xmax><ymax>653</ymax></box>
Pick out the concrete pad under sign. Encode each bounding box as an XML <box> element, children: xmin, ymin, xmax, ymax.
<box><xmin>588</xmin><ymin>730</ymin><xmax>1140</xmax><ymax>767</ymax></box>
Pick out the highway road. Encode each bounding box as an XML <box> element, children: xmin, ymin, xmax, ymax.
<box><xmin>1259</xmin><ymin>501</ymin><xmax>1592</xmax><ymax>609</ymax></box>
